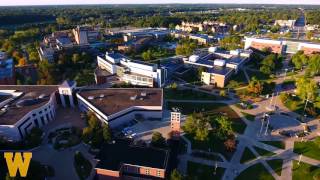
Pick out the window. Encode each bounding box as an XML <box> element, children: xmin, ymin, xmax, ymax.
<box><xmin>157</xmin><ymin>170</ymin><xmax>161</xmax><ymax>177</ymax></box>
<box><xmin>145</xmin><ymin>169</ymin><xmax>150</xmax><ymax>175</ymax></box>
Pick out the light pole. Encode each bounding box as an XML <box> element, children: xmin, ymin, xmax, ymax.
<box><xmin>264</xmin><ymin>114</ymin><xmax>270</xmax><ymax>136</ymax></box>
<box><xmin>259</xmin><ymin>113</ymin><xmax>266</xmax><ymax>136</ymax></box>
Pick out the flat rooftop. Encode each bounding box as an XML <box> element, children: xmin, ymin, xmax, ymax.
<box><xmin>0</xmin><ymin>85</ymin><xmax>58</xmax><ymax>125</ymax></box>
<box><xmin>78</xmin><ymin>88</ymin><xmax>162</xmax><ymax>116</ymax></box>
<box><xmin>207</xmin><ymin>66</ymin><xmax>234</xmax><ymax>75</ymax></box>
<box><xmin>96</xmin><ymin>140</ymin><xmax>168</xmax><ymax>171</ymax></box>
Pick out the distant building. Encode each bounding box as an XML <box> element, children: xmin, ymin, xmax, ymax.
<box><xmin>170</xmin><ymin>112</ymin><xmax>181</xmax><ymax>139</ymax></box>
<box><xmin>184</xmin><ymin>48</ymin><xmax>251</xmax><ymax>87</ymax></box>
<box><xmin>95</xmin><ymin>140</ymin><xmax>169</xmax><ymax>179</ymax></box>
<box><xmin>97</xmin><ymin>52</ymin><xmax>167</xmax><ymax>87</ymax></box>
<box><xmin>73</xmin><ymin>26</ymin><xmax>100</xmax><ymax>45</ymax></box>
<box><xmin>0</xmin><ymin>51</ymin><xmax>15</xmax><ymax>85</ymax></box>
<box><xmin>245</xmin><ymin>37</ymin><xmax>320</xmax><ymax>54</ymax></box>
<box><xmin>274</xmin><ymin>20</ymin><xmax>296</xmax><ymax>28</ymax></box>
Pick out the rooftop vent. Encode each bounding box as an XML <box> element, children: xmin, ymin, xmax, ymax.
<box><xmin>141</xmin><ymin>92</ymin><xmax>147</xmax><ymax>97</ymax></box>
<box><xmin>88</xmin><ymin>96</ymin><xmax>95</xmax><ymax>100</ymax></box>
<box><xmin>38</xmin><ymin>94</ymin><xmax>46</xmax><ymax>99</ymax></box>
<box><xmin>99</xmin><ymin>94</ymin><xmax>105</xmax><ymax>98</ymax></box>
<box><xmin>130</xmin><ymin>95</ymin><xmax>137</xmax><ymax>101</ymax></box>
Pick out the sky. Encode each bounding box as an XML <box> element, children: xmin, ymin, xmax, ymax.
<box><xmin>1</xmin><ymin>0</ymin><xmax>320</xmax><ymax>6</ymax></box>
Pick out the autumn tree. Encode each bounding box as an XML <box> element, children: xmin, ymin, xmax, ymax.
<box><xmin>247</xmin><ymin>77</ymin><xmax>264</xmax><ymax>95</ymax></box>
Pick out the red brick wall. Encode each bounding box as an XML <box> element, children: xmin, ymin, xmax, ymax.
<box><xmin>122</xmin><ymin>164</ymin><xmax>166</xmax><ymax>179</ymax></box>
<box><xmin>301</xmin><ymin>47</ymin><xmax>320</xmax><ymax>55</ymax></box>
<box><xmin>95</xmin><ymin>168</ymin><xmax>120</xmax><ymax>180</ymax></box>
<box><xmin>251</xmin><ymin>42</ymin><xmax>283</xmax><ymax>54</ymax></box>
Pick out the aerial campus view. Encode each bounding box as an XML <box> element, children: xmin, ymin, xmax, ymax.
<box><xmin>1</xmin><ymin>1</ymin><xmax>320</xmax><ymax>180</ymax></box>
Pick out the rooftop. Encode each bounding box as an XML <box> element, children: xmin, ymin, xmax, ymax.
<box><xmin>78</xmin><ymin>88</ymin><xmax>162</xmax><ymax>116</ymax></box>
<box><xmin>96</xmin><ymin>140</ymin><xmax>168</xmax><ymax>171</ymax></box>
<box><xmin>0</xmin><ymin>85</ymin><xmax>58</xmax><ymax>125</ymax></box>
<box><xmin>207</xmin><ymin>66</ymin><xmax>234</xmax><ymax>75</ymax></box>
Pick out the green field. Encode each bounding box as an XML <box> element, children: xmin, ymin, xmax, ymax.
<box><xmin>236</xmin><ymin>163</ymin><xmax>275</xmax><ymax>180</ymax></box>
<box><xmin>294</xmin><ymin>137</ymin><xmax>320</xmax><ymax>161</ymax></box>
<box><xmin>292</xmin><ymin>161</ymin><xmax>320</xmax><ymax>180</ymax></box>
<box><xmin>186</xmin><ymin>161</ymin><xmax>225</xmax><ymax>180</ymax></box>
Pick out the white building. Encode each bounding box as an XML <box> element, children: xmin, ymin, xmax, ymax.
<box><xmin>97</xmin><ymin>52</ymin><xmax>167</xmax><ymax>87</ymax></box>
<box><xmin>77</xmin><ymin>88</ymin><xmax>163</xmax><ymax>128</ymax></box>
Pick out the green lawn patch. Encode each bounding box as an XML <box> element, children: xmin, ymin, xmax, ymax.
<box><xmin>267</xmin><ymin>159</ymin><xmax>283</xmax><ymax>176</ymax></box>
<box><xmin>292</xmin><ymin>161</ymin><xmax>320</xmax><ymax>180</ymax></box>
<box><xmin>187</xmin><ymin>161</ymin><xmax>225</xmax><ymax>180</ymax></box>
<box><xmin>261</xmin><ymin>141</ymin><xmax>285</xmax><ymax>149</ymax></box>
<box><xmin>165</xmin><ymin>88</ymin><xmax>223</xmax><ymax>100</ymax></box>
<box><xmin>74</xmin><ymin>151</ymin><xmax>92</xmax><ymax>180</ymax></box>
<box><xmin>191</xmin><ymin>151</ymin><xmax>223</xmax><ymax>161</ymax></box>
<box><xmin>240</xmin><ymin>147</ymin><xmax>256</xmax><ymax>163</ymax></box>
<box><xmin>167</xmin><ymin>102</ymin><xmax>246</xmax><ymax>134</ymax></box>
<box><xmin>241</xmin><ymin>112</ymin><xmax>255</xmax><ymax>121</ymax></box>
<box><xmin>254</xmin><ymin>146</ymin><xmax>276</xmax><ymax>157</ymax></box>
<box><xmin>236</xmin><ymin>163</ymin><xmax>275</xmax><ymax>180</ymax></box>
<box><xmin>185</xmin><ymin>133</ymin><xmax>234</xmax><ymax>161</ymax></box>
<box><xmin>294</xmin><ymin>137</ymin><xmax>320</xmax><ymax>161</ymax></box>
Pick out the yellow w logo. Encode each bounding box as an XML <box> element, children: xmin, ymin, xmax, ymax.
<box><xmin>4</xmin><ymin>152</ymin><xmax>32</xmax><ymax>177</ymax></box>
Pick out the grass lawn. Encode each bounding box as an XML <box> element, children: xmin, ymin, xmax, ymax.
<box><xmin>236</xmin><ymin>163</ymin><xmax>275</xmax><ymax>180</ymax></box>
<box><xmin>294</xmin><ymin>137</ymin><xmax>320</xmax><ymax>161</ymax></box>
<box><xmin>254</xmin><ymin>146</ymin><xmax>276</xmax><ymax>157</ymax></box>
<box><xmin>167</xmin><ymin>102</ymin><xmax>246</xmax><ymax>134</ymax></box>
<box><xmin>185</xmin><ymin>133</ymin><xmax>234</xmax><ymax>161</ymax></box>
<box><xmin>261</xmin><ymin>141</ymin><xmax>285</xmax><ymax>149</ymax></box>
<box><xmin>241</xmin><ymin>112</ymin><xmax>255</xmax><ymax>121</ymax></box>
<box><xmin>267</xmin><ymin>159</ymin><xmax>283</xmax><ymax>176</ymax></box>
<box><xmin>186</xmin><ymin>161</ymin><xmax>225</xmax><ymax>180</ymax></box>
<box><xmin>191</xmin><ymin>151</ymin><xmax>223</xmax><ymax>161</ymax></box>
<box><xmin>165</xmin><ymin>88</ymin><xmax>223</xmax><ymax>100</ymax></box>
<box><xmin>74</xmin><ymin>151</ymin><xmax>92</xmax><ymax>180</ymax></box>
<box><xmin>292</xmin><ymin>161</ymin><xmax>320</xmax><ymax>180</ymax></box>
<box><xmin>240</xmin><ymin>147</ymin><xmax>256</xmax><ymax>163</ymax></box>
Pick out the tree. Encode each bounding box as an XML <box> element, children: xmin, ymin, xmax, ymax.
<box><xmin>296</xmin><ymin>77</ymin><xmax>318</xmax><ymax>101</ymax></box>
<box><xmin>307</xmin><ymin>54</ymin><xmax>320</xmax><ymax>76</ymax></box>
<box><xmin>151</xmin><ymin>132</ymin><xmax>166</xmax><ymax>148</ymax></box>
<box><xmin>211</xmin><ymin>116</ymin><xmax>233</xmax><ymax>140</ymax></box>
<box><xmin>224</xmin><ymin>138</ymin><xmax>236</xmax><ymax>152</ymax></box>
<box><xmin>142</xmin><ymin>50</ymin><xmax>153</xmax><ymax>61</ymax></box>
<box><xmin>170</xmin><ymin>169</ymin><xmax>183</xmax><ymax>180</ymax></box>
<box><xmin>37</xmin><ymin>61</ymin><xmax>56</xmax><ymax>85</ymax></box>
<box><xmin>182</xmin><ymin>113</ymin><xmax>210</xmax><ymax>141</ymax></box>
<box><xmin>102</xmin><ymin>125</ymin><xmax>112</xmax><ymax>142</ymax></box>
<box><xmin>292</xmin><ymin>50</ymin><xmax>308</xmax><ymax>70</ymax></box>
<box><xmin>18</xmin><ymin>58</ymin><xmax>27</xmax><ymax>66</ymax></box>
<box><xmin>72</xmin><ymin>53</ymin><xmax>81</xmax><ymax>64</ymax></box>
<box><xmin>247</xmin><ymin>77</ymin><xmax>264</xmax><ymax>95</ymax></box>
<box><xmin>175</xmin><ymin>41</ymin><xmax>197</xmax><ymax>56</ymax></box>
<box><xmin>25</xmin><ymin>127</ymin><xmax>43</xmax><ymax>148</ymax></box>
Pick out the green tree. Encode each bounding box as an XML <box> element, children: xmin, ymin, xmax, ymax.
<box><xmin>170</xmin><ymin>169</ymin><xmax>183</xmax><ymax>180</ymax></box>
<box><xmin>307</xmin><ymin>54</ymin><xmax>320</xmax><ymax>76</ymax></box>
<box><xmin>151</xmin><ymin>132</ymin><xmax>166</xmax><ymax>148</ymax></box>
<box><xmin>182</xmin><ymin>113</ymin><xmax>210</xmax><ymax>141</ymax></box>
<box><xmin>296</xmin><ymin>77</ymin><xmax>318</xmax><ymax>101</ymax></box>
<box><xmin>142</xmin><ymin>50</ymin><xmax>153</xmax><ymax>61</ymax></box>
<box><xmin>292</xmin><ymin>51</ymin><xmax>308</xmax><ymax>70</ymax></box>
<box><xmin>247</xmin><ymin>77</ymin><xmax>264</xmax><ymax>95</ymax></box>
<box><xmin>102</xmin><ymin>125</ymin><xmax>112</xmax><ymax>142</ymax></box>
<box><xmin>211</xmin><ymin>116</ymin><xmax>233</xmax><ymax>140</ymax></box>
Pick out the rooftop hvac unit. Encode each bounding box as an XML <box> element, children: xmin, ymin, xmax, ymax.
<box><xmin>38</xmin><ymin>94</ymin><xmax>46</xmax><ymax>99</ymax></box>
<box><xmin>141</xmin><ymin>92</ymin><xmax>147</xmax><ymax>97</ymax></box>
<box><xmin>208</xmin><ymin>47</ymin><xmax>218</xmax><ymax>53</ymax></box>
<box><xmin>189</xmin><ymin>55</ymin><xmax>200</xmax><ymax>62</ymax></box>
<box><xmin>99</xmin><ymin>94</ymin><xmax>105</xmax><ymax>98</ymax></box>
<box><xmin>214</xmin><ymin>59</ymin><xmax>226</xmax><ymax>67</ymax></box>
<box><xmin>88</xmin><ymin>96</ymin><xmax>95</xmax><ymax>100</ymax></box>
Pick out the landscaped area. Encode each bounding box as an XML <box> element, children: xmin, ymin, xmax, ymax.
<box><xmin>260</xmin><ymin>141</ymin><xmax>285</xmax><ymax>149</ymax></box>
<box><xmin>254</xmin><ymin>146</ymin><xmax>276</xmax><ymax>157</ymax></box>
<box><xmin>241</xmin><ymin>112</ymin><xmax>255</xmax><ymax>121</ymax></box>
<box><xmin>294</xmin><ymin>137</ymin><xmax>320</xmax><ymax>161</ymax></box>
<box><xmin>267</xmin><ymin>159</ymin><xmax>283</xmax><ymax>176</ymax></box>
<box><xmin>236</xmin><ymin>163</ymin><xmax>274</xmax><ymax>180</ymax></box>
<box><xmin>240</xmin><ymin>147</ymin><xmax>256</xmax><ymax>163</ymax></box>
<box><xmin>292</xmin><ymin>161</ymin><xmax>320</xmax><ymax>180</ymax></box>
<box><xmin>167</xmin><ymin>102</ymin><xmax>246</xmax><ymax>134</ymax></box>
<box><xmin>49</xmin><ymin>127</ymin><xmax>81</xmax><ymax>150</ymax></box>
<box><xmin>187</xmin><ymin>161</ymin><xmax>225</xmax><ymax>180</ymax></box>
<box><xmin>165</xmin><ymin>88</ymin><xmax>224</xmax><ymax>100</ymax></box>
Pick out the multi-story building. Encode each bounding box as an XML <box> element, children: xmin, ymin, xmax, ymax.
<box><xmin>245</xmin><ymin>37</ymin><xmax>320</xmax><ymax>55</ymax></box>
<box><xmin>95</xmin><ymin>140</ymin><xmax>169</xmax><ymax>179</ymax></box>
<box><xmin>77</xmin><ymin>88</ymin><xmax>163</xmax><ymax>128</ymax></box>
<box><xmin>0</xmin><ymin>85</ymin><xmax>59</xmax><ymax>141</ymax></box>
<box><xmin>97</xmin><ymin>52</ymin><xmax>166</xmax><ymax>87</ymax></box>
<box><xmin>184</xmin><ymin>48</ymin><xmax>251</xmax><ymax>87</ymax></box>
<box><xmin>73</xmin><ymin>26</ymin><xmax>100</xmax><ymax>45</ymax></box>
<box><xmin>274</xmin><ymin>20</ymin><xmax>296</xmax><ymax>28</ymax></box>
<box><xmin>0</xmin><ymin>51</ymin><xmax>15</xmax><ymax>85</ymax></box>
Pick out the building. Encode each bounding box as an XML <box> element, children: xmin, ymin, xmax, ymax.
<box><xmin>0</xmin><ymin>51</ymin><xmax>15</xmax><ymax>85</ymax></box>
<box><xmin>245</xmin><ymin>37</ymin><xmax>320</xmax><ymax>55</ymax></box>
<box><xmin>184</xmin><ymin>48</ymin><xmax>251</xmax><ymax>87</ymax></box>
<box><xmin>95</xmin><ymin>140</ymin><xmax>169</xmax><ymax>179</ymax></box>
<box><xmin>77</xmin><ymin>88</ymin><xmax>163</xmax><ymax>128</ymax></box>
<box><xmin>189</xmin><ymin>34</ymin><xmax>214</xmax><ymax>45</ymax></box>
<box><xmin>97</xmin><ymin>52</ymin><xmax>167</xmax><ymax>87</ymax></box>
<box><xmin>274</xmin><ymin>20</ymin><xmax>296</xmax><ymax>28</ymax></box>
<box><xmin>73</xmin><ymin>26</ymin><xmax>100</xmax><ymax>45</ymax></box>
<box><xmin>170</xmin><ymin>112</ymin><xmax>181</xmax><ymax>139</ymax></box>
<box><xmin>0</xmin><ymin>85</ymin><xmax>59</xmax><ymax>141</ymax></box>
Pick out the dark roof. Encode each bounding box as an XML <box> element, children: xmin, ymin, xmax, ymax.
<box><xmin>96</xmin><ymin>140</ymin><xmax>169</xmax><ymax>171</ymax></box>
<box><xmin>60</xmin><ymin>80</ymin><xmax>75</xmax><ymax>88</ymax></box>
<box><xmin>207</xmin><ymin>66</ymin><xmax>234</xmax><ymax>75</ymax></box>
<box><xmin>78</xmin><ymin>88</ymin><xmax>162</xmax><ymax>116</ymax></box>
<box><xmin>0</xmin><ymin>85</ymin><xmax>58</xmax><ymax>125</ymax></box>
<box><xmin>107</xmin><ymin>53</ymin><xmax>126</xmax><ymax>60</ymax></box>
